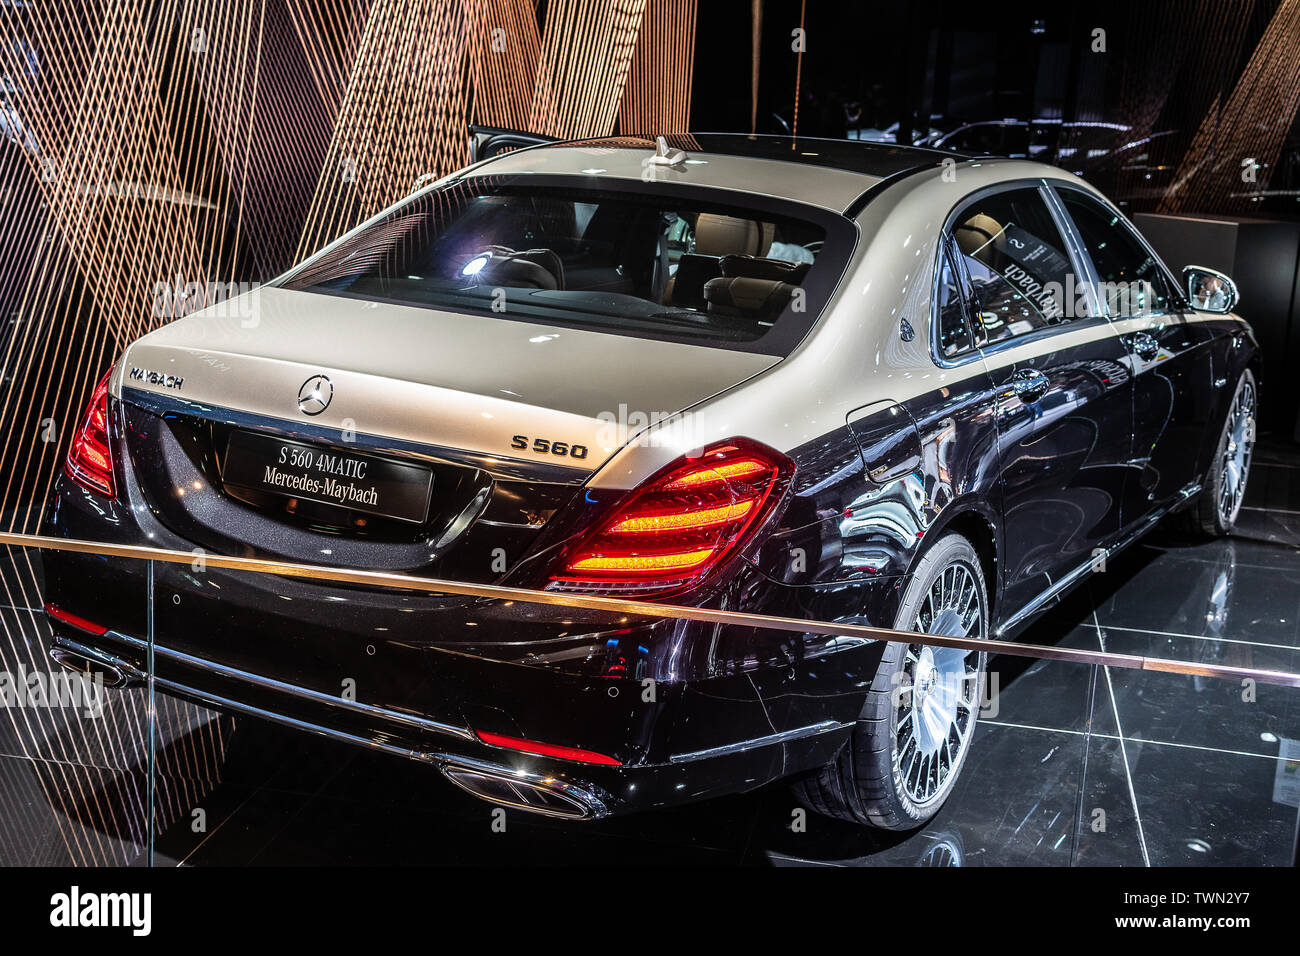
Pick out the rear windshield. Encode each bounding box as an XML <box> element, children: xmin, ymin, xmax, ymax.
<box><xmin>279</xmin><ymin>175</ymin><xmax>854</xmax><ymax>355</ymax></box>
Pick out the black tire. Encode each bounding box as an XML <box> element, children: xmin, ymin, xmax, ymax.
<box><xmin>794</xmin><ymin>532</ymin><xmax>988</xmax><ymax>830</ymax></box>
<box><xmin>1182</xmin><ymin>369</ymin><xmax>1256</xmax><ymax>537</ymax></box>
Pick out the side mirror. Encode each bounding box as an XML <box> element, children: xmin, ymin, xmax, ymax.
<box><xmin>1183</xmin><ymin>265</ymin><xmax>1239</xmax><ymax>314</ymax></box>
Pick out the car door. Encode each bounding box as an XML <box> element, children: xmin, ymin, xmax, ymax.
<box><xmin>945</xmin><ymin>184</ymin><xmax>1134</xmax><ymax>615</ymax></box>
<box><xmin>1052</xmin><ymin>185</ymin><xmax>1216</xmax><ymax>522</ymax></box>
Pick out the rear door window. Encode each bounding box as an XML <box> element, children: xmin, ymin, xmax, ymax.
<box><xmin>947</xmin><ymin>186</ymin><xmax>1078</xmax><ymax>347</ymax></box>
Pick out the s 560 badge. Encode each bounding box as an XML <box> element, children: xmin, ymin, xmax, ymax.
<box><xmin>510</xmin><ymin>435</ymin><xmax>588</xmax><ymax>460</ymax></box>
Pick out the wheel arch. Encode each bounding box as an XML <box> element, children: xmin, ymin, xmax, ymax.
<box><xmin>911</xmin><ymin>500</ymin><xmax>1002</xmax><ymax>625</ymax></box>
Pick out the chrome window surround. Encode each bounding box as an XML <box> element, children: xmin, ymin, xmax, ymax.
<box><xmin>928</xmin><ymin>178</ymin><xmax>1112</xmax><ymax>370</ymax></box>
<box><xmin>927</xmin><ymin>177</ymin><xmax>1191</xmax><ymax>372</ymax></box>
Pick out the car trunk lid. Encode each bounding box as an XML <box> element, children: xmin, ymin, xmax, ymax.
<box><xmin>113</xmin><ymin>288</ymin><xmax>778</xmax><ymax>573</ymax></box>
<box><xmin>119</xmin><ymin>287</ymin><xmax>776</xmax><ymax>470</ymax></box>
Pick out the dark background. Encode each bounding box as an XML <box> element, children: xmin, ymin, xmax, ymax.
<box><xmin>692</xmin><ymin>0</ymin><xmax>1300</xmax><ymax>220</ymax></box>
<box><xmin>690</xmin><ymin>0</ymin><xmax>1300</xmax><ymax>434</ymax></box>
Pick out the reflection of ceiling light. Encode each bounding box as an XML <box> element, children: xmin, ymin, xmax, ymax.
<box><xmin>461</xmin><ymin>254</ymin><xmax>489</xmax><ymax>276</ymax></box>
<box><xmin>1186</xmin><ymin>839</ymin><xmax>1211</xmax><ymax>854</ymax></box>
<box><xmin>580</xmin><ymin>168</ymin><xmax>606</xmax><ymax>175</ymax></box>
<box><xmin>1261</xmin><ymin>732</ymin><xmax>1278</xmax><ymax>743</ymax></box>
<box><xmin>1031</xmin><ymin>19</ymin><xmax>1046</xmax><ymax>34</ymax></box>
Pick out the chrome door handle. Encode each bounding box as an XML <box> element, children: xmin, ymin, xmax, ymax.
<box><xmin>1129</xmin><ymin>331</ymin><xmax>1159</xmax><ymax>360</ymax></box>
<box><xmin>1009</xmin><ymin>368</ymin><xmax>1050</xmax><ymax>403</ymax></box>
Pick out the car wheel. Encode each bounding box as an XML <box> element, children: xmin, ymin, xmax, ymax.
<box><xmin>794</xmin><ymin>532</ymin><xmax>988</xmax><ymax>830</ymax></box>
<box><xmin>1185</xmin><ymin>369</ymin><xmax>1256</xmax><ymax>537</ymax></box>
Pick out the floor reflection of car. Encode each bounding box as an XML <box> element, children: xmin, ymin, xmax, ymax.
<box><xmin>42</xmin><ymin>132</ymin><xmax>1258</xmax><ymax>830</ymax></box>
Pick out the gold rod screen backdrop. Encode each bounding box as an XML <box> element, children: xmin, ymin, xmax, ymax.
<box><xmin>0</xmin><ymin>0</ymin><xmax>697</xmax><ymax>866</ymax></box>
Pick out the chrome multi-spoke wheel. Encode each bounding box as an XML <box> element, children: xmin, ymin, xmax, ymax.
<box><xmin>794</xmin><ymin>532</ymin><xmax>989</xmax><ymax>830</ymax></box>
<box><xmin>896</xmin><ymin>562</ymin><xmax>985</xmax><ymax>807</ymax></box>
<box><xmin>1217</xmin><ymin>377</ymin><xmax>1255</xmax><ymax>527</ymax></box>
<box><xmin>1183</xmin><ymin>369</ymin><xmax>1258</xmax><ymax>538</ymax></box>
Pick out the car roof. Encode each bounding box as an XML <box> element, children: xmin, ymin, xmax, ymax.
<box><xmin>465</xmin><ymin>132</ymin><xmax>965</xmax><ymax>214</ymax></box>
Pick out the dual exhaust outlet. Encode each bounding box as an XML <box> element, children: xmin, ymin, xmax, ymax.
<box><xmin>48</xmin><ymin>644</ymin><xmax>138</xmax><ymax>689</ymax></box>
<box><xmin>438</xmin><ymin>758</ymin><xmax>610</xmax><ymax>820</ymax></box>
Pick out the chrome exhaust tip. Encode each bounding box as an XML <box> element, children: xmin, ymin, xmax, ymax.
<box><xmin>49</xmin><ymin>643</ymin><xmax>138</xmax><ymax>689</ymax></box>
<box><xmin>439</xmin><ymin>757</ymin><xmax>610</xmax><ymax>820</ymax></box>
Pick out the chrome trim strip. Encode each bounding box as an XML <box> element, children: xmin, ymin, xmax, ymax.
<box><xmin>21</xmin><ymin>531</ymin><xmax>1300</xmax><ymax>688</ymax></box>
<box><xmin>996</xmin><ymin>553</ymin><xmax>1098</xmax><ymax>636</ymax></box>
<box><xmin>120</xmin><ymin>386</ymin><xmax>590</xmax><ymax>486</ymax></box>
<box><xmin>154</xmin><ymin>674</ymin><xmax>445</xmax><ymax>764</ymax></box>
<box><xmin>1040</xmin><ymin>182</ymin><xmax>1106</xmax><ymax>319</ymax></box>
<box><xmin>669</xmin><ymin>719</ymin><xmax>854</xmax><ymax>764</ymax></box>
<box><xmin>93</xmin><ymin>627</ymin><xmax>476</xmax><ymax>742</ymax></box>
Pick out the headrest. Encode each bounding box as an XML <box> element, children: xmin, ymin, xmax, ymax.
<box><xmin>703</xmin><ymin>275</ymin><xmax>796</xmax><ymax>319</ymax></box>
<box><xmin>471</xmin><ymin>246</ymin><xmax>565</xmax><ymax>290</ymax></box>
<box><xmin>954</xmin><ymin>213</ymin><xmax>1004</xmax><ymax>261</ymax></box>
<box><xmin>694</xmin><ymin>213</ymin><xmax>764</xmax><ymax>257</ymax></box>
<box><xmin>719</xmin><ymin>254</ymin><xmax>811</xmax><ymax>284</ymax></box>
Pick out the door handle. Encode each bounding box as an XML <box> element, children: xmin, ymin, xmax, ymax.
<box><xmin>1009</xmin><ymin>368</ymin><xmax>1050</xmax><ymax>403</ymax></box>
<box><xmin>1128</xmin><ymin>331</ymin><xmax>1160</xmax><ymax>361</ymax></box>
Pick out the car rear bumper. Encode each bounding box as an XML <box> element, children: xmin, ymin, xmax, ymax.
<box><xmin>44</xmin><ymin>617</ymin><xmax>865</xmax><ymax>818</ymax></box>
<box><xmin>41</xmin><ymin>477</ymin><xmax>887</xmax><ymax>817</ymax></box>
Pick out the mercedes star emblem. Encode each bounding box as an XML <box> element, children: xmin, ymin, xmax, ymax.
<box><xmin>297</xmin><ymin>374</ymin><xmax>333</xmax><ymax>415</ymax></box>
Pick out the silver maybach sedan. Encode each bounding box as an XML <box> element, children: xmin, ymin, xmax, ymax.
<box><xmin>44</xmin><ymin>132</ymin><xmax>1256</xmax><ymax>827</ymax></box>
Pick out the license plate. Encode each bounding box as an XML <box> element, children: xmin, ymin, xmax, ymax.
<box><xmin>222</xmin><ymin>431</ymin><xmax>434</xmax><ymax>524</ymax></box>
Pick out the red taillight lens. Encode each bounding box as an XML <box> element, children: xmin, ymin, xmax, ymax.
<box><xmin>549</xmin><ymin>440</ymin><xmax>792</xmax><ymax>596</ymax></box>
<box><xmin>476</xmin><ymin>730</ymin><xmax>621</xmax><ymax>766</ymax></box>
<box><xmin>65</xmin><ymin>368</ymin><xmax>115</xmax><ymax>498</ymax></box>
<box><xmin>44</xmin><ymin>603</ymin><xmax>109</xmax><ymax>636</ymax></box>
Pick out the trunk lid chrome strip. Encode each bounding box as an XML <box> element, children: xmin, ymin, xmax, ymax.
<box><xmin>120</xmin><ymin>386</ymin><xmax>590</xmax><ymax>485</ymax></box>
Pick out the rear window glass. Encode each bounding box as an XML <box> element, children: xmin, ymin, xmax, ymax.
<box><xmin>279</xmin><ymin>177</ymin><xmax>853</xmax><ymax>355</ymax></box>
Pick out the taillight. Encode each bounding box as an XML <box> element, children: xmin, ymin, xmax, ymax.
<box><xmin>44</xmin><ymin>603</ymin><xmax>109</xmax><ymax>636</ymax></box>
<box><xmin>65</xmin><ymin>368</ymin><xmax>115</xmax><ymax>498</ymax></box>
<box><xmin>475</xmin><ymin>730</ymin><xmax>621</xmax><ymax>766</ymax></box>
<box><xmin>548</xmin><ymin>439</ymin><xmax>792</xmax><ymax>596</ymax></box>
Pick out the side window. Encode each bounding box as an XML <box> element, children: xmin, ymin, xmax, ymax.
<box><xmin>948</xmin><ymin>186</ymin><xmax>1078</xmax><ymax>347</ymax></box>
<box><xmin>936</xmin><ymin>245</ymin><xmax>975</xmax><ymax>358</ymax></box>
<box><xmin>1057</xmin><ymin>189</ymin><xmax>1174</xmax><ymax>317</ymax></box>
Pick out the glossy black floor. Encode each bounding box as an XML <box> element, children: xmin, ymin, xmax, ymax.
<box><xmin>3</xmin><ymin>445</ymin><xmax>1299</xmax><ymax>866</ymax></box>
